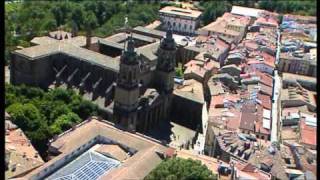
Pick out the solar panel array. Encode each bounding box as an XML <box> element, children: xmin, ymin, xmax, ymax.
<box><xmin>47</xmin><ymin>150</ymin><xmax>120</xmax><ymax>180</ymax></box>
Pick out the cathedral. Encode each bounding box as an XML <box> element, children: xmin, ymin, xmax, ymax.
<box><xmin>10</xmin><ymin>25</ymin><xmax>177</xmax><ymax>133</ymax></box>
<box><xmin>113</xmin><ymin>28</ymin><xmax>177</xmax><ymax>132</ymax></box>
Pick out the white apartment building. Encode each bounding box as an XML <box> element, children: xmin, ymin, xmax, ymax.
<box><xmin>159</xmin><ymin>6</ymin><xmax>202</xmax><ymax>35</ymax></box>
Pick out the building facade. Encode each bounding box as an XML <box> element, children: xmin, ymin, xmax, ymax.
<box><xmin>159</xmin><ymin>6</ymin><xmax>202</xmax><ymax>35</ymax></box>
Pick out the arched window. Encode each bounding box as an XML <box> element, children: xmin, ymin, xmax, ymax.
<box><xmin>173</xmin><ymin>22</ymin><xmax>176</xmax><ymax>27</ymax></box>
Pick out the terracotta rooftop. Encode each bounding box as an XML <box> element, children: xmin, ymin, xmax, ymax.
<box><xmin>200</xmin><ymin>12</ymin><xmax>251</xmax><ymax>36</ymax></box>
<box><xmin>240</xmin><ymin>111</ymin><xmax>256</xmax><ymax>132</ymax></box>
<box><xmin>231</xmin><ymin>158</ymin><xmax>272</xmax><ymax>180</ymax></box>
<box><xmin>300</xmin><ymin>118</ymin><xmax>317</xmax><ymax>148</ymax></box>
<box><xmin>255</xmin><ymin>16</ymin><xmax>279</xmax><ymax>28</ymax></box>
<box><xmin>5</xmin><ymin>118</ymin><xmax>44</xmax><ymax>179</ymax></box>
<box><xmin>259</xmin><ymin>83</ymin><xmax>273</xmax><ymax>97</ymax></box>
<box><xmin>257</xmin><ymin>93</ymin><xmax>272</xmax><ymax>110</ymax></box>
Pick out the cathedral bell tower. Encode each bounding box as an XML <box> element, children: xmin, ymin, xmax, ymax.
<box><xmin>155</xmin><ymin>26</ymin><xmax>177</xmax><ymax>121</ymax></box>
<box><xmin>113</xmin><ymin>34</ymin><xmax>140</xmax><ymax>132</ymax></box>
<box><xmin>156</xmin><ymin>26</ymin><xmax>177</xmax><ymax>94</ymax></box>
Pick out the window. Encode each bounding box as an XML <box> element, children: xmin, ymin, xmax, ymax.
<box><xmin>190</xmin><ymin>25</ymin><xmax>192</xmax><ymax>30</ymax></box>
<box><xmin>173</xmin><ymin>22</ymin><xmax>176</xmax><ymax>27</ymax></box>
<box><xmin>184</xmin><ymin>24</ymin><xmax>187</xmax><ymax>29</ymax></box>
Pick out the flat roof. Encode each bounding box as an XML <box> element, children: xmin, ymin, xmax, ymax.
<box><xmin>133</xmin><ymin>26</ymin><xmax>165</xmax><ymax>39</ymax></box>
<box><xmin>136</xmin><ymin>41</ymin><xmax>160</xmax><ymax>61</ymax></box>
<box><xmin>99</xmin><ymin>39</ymin><xmax>125</xmax><ymax>50</ymax></box>
<box><xmin>174</xmin><ymin>79</ymin><xmax>204</xmax><ymax>104</ymax></box>
<box><xmin>231</xmin><ymin>5</ymin><xmax>264</xmax><ymax>18</ymax></box>
<box><xmin>31</xmin><ymin>35</ymin><xmax>99</xmax><ymax>47</ymax></box>
<box><xmin>159</xmin><ymin>6</ymin><xmax>202</xmax><ymax>19</ymax></box>
<box><xmin>104</xmin><ymin>32</ymin><xmax>157</xmax><ymax>43</ymax></box>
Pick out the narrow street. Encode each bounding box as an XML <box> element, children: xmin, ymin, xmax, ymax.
<box><xmin>270</xmin><ymin>29</ymin><xmax>281</xmax><ymax>143</ymax></box>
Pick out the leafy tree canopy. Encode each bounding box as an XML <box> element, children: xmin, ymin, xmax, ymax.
<box><xmin>145</xmin><ymin>157</ymin><xmax>217</xmax><ymax>180</ymax></box>
<box><xmin>5</xmin><ymin>83</ymin><xmax>100</xmax><ymax>158</ymax></box>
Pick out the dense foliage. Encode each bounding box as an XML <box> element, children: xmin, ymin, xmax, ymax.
<box><xmin>145</xmin><ymin>157</ymin><xmax>217</xmax><ymax>180</ymax></box>
<box><xmin>5</xmin><ymin>1</ymin><xmax>160</xmax><ymax>65</ymax></box>
<box><xmin>5</xmin><ymin>83</ymin><xmax>99</xmax><ymax>159</ymax></box>
<box><xmin>258</xmin><ymin>0</ymin><xmax>317</xmax><ymax>16</ymax></box>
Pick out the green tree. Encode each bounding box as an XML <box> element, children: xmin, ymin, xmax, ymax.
<box><xmin>46</xmin><ymin>88</ymin><xmax>73</xmax><ymax>104</ymax></box>
<box><xmin>71</xmin><ymin>5</ymin><xmax>84</xmax><ymax>30</ymax></box>
<box><xmin>49</xmin><ymin>103</ymin><xmax>72</xmax><ymax>124</ymax></box>
<box><xmin>201</xmin><ymin>1</ymin><xmax>231</xmax><ymax>25</ymax></box>
<box><xmin>145</xmin><ymin>157</ymin><xmax>217</xmax><ymax>180</ymax></box>
<box><xmin>50</xmin><ymin>112</ymin><xmax>81</xmax><ymax>135</ymax></box>
<box><xmin>71</xmin><ymin>99</ymin><xmax>98</xmax><ymax>120</ymax></box>
<box><xmin>83</xmin><ymin>11</ymin><xmax>98</xmax><ymax>47</ymax></box>
<box><xmin>175</xmin><ymin>66</ymin><xmax>183</xmax><ymax>78</ymax></box>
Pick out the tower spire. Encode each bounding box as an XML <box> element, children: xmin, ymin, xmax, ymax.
<box><xmin>166</xmin><ymin>24</ymin><xmax>173</xmax><ymax>40</ymax></box>
<box><xmin>126</xmin><ymin>33</ymin><xmax>135</xmax><ymax>53</ymax></box>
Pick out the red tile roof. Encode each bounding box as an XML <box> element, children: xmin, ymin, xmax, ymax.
<box><xmin>244</xmin><ymin>41</ymin><xmax>259</xmax><ymax>51</ymax></box>
<box><xmin>226</xmin><ymin>110</ymin><xmax>241</xmax><ymax>131</ymax></box>
<box><xmin>259</xmin><ymin>83</ymin><xmax>273</xmax><ymax>97</ymax></box>
<box><xmin>256</xmin><ymin>118</ymin><xmax>270</xmax><ymax>135</ymax></box>
<box><xmin>257</xmin><ymin>93</ymin><xmax>272</xmax><ymax>110</ymax></box>
<box><xmin>261</xmin><ymin>51</ymin><xmax>275</xmax><ymax>67</ymax></box>
<box><xmin>240</xmin><ymin>112</ymin><xmax>256</xmax><ymax>131</ymax></box>
<box><xmin>257</xmin><ymin>71</ymin><xmax>273</xmax><ymax>87</ymax></box>
<box><xmin>184</xmin><ymin>60</ymin><xmax>203</xmax><ymax>67</ymax></box>
<box><xmin>215</xmin><ymin>38</ymin><xmax>230</xmax><ymax>50</ymax></box>
<box><xmin>184</xmin><ymin>64</ymin><xmax>207</xmax><ymax>78</ymax></box>
<box><xmin>300</xmin><ymin>118</ymin><xmax>317</xmax><ymax>147</ymax></box>
<box><xmin>255</xmin><ymin>16</ymin><xmax>279</xmax><ymax>27</ymax></box>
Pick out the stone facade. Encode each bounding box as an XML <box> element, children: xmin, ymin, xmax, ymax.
<box><xmin>10</xmin><ymin>28</ymin><xmax>178</xmax><ymax>134</ymax></box>
<box><xmin>113</xmin><ymin>29</ymin><xmax>177</xmax><ymax>132</ymax></box>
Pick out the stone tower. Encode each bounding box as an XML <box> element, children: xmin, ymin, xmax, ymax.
<box><xmin>155</xmin><ymin>27</ymin><xmax>177</xmax><ymax>121</ymax></box>
<box><xmin>155</xmin><ymin>26</ymin><xmax>177</xmax><ymax>94</ymax></box>
<box><xmin>113</xmin><ymin>34</ymin><xmax>140</xmax><ymax>132</ymax></box>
